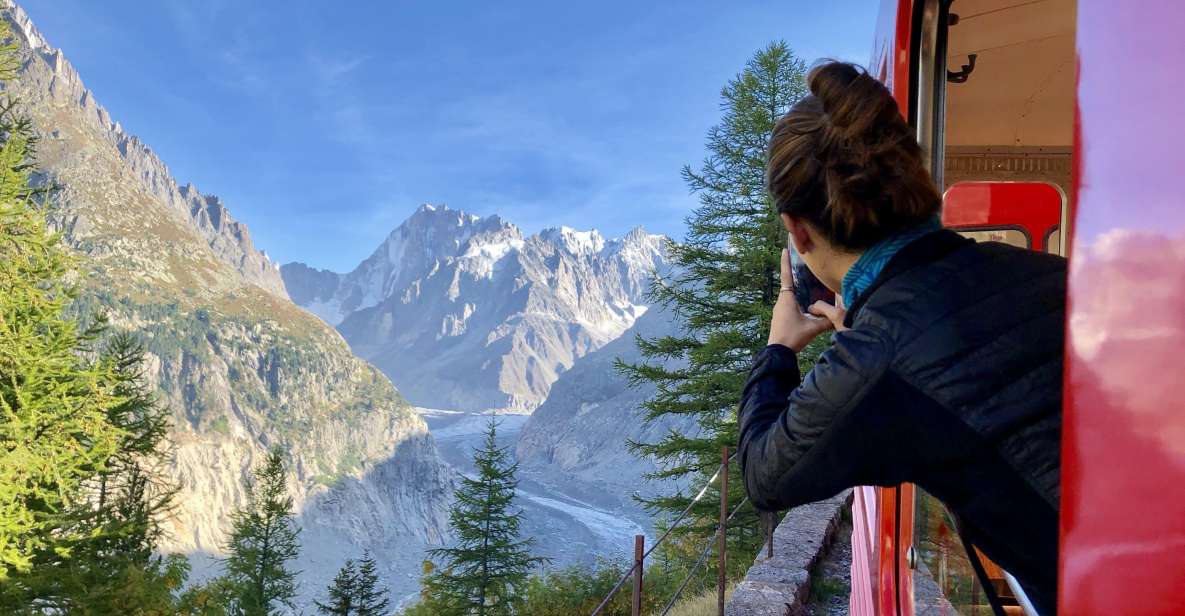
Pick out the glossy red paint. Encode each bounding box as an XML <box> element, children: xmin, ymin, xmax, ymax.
<box><xmin>1061</xmin><ymin>1</ymin><xmax>1185</xmax><ymax>613</ymax></box>
<box><xmin>942</xmin><ymin>182</ymin><xmax>1064</xmax><ymax>251</ymax></box>
<box><xmin>850</xmin><ymin>487</ymin><xmax>878</xmax><ymax>614</ymax></box>
<box><xmin>871</xmin><ymin>0</ymin><xmax>913</xmax><ymax>112</ymax></box>
<box><xmin>874</xmin><ymin>485</ymin><xmax>915</xmax><ymax>616</ymax></box>
<box><xmin>852</xmin><ymin>4</ymin><xmax>915</xmax><ymax>615</ymax></box>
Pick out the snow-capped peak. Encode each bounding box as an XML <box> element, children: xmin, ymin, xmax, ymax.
<box><xmin>540</xmin><ymin>225</ymin><xmax>606</xmax><ymax>255</ymax></box>
<box><xmin>407</xmin><ymin>204</ymin><xmax>498</xmax><ymax>231</ymax></box>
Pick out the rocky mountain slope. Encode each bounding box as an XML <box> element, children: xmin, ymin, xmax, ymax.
<box><xmin>2</xmin><ymin>0</ymin><xmax>451</xmax><ymax>602</ymax></box>
<box><xmin>282</xmin><ymin>205</ymin><xmax>667</xmax><ymax>413</ymax></box>
<box><xmin>514</xmin><ymin>305</ymin><xmax>697</xmax><ymax>500</ymax></box>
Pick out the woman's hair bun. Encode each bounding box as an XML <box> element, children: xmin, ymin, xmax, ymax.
<box><xmin>766</xmin><ymin>61</ymin><xmax>941</xmax><ymax>250</ymax></box>
<box><xmin>807</xmin><ymin>62</ymin><xmax>900</xmax><ymax>142</ymax></box>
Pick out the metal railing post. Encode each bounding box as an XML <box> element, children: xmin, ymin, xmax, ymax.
<box><xmin>765</xmin><ymin>511</ymin><xmax>774</xmax><ymax>559</ymax></box>
<box><xmin>718</xmin><ymin>446</ymin><xmax>729</xmax><ymax>616</ymax></box>
<box><xmin>632</xmin><ymin>534</ymin><xmax>644</xmax><ymax>616</ymax></box>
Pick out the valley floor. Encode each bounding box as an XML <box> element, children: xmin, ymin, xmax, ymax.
<box><xmin>418</xmin><ymin>408</ymin><xmax>656</xmax><ymax>569</ymax></box>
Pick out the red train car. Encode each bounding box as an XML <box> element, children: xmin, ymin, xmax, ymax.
<box><xmin>850</xmin><ymin>0</ymin><xmax>1185</xmax><ymax>614</ymax></box>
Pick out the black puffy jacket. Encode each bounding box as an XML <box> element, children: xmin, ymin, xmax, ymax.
<box><xmin>737</xmin><ymin>229</ymin><xmax>1064</xmax><ymax>614</ymax></box>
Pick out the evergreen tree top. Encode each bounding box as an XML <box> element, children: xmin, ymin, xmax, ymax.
<box><xmin>223</xmin><ymin>447</ymin><xmax>301</xmax><ymax>615</ymax></box>
<box><xmin>420</xmin><ymin>417</ymin><xmax>547</xmax><ymax>616</ymax></box>
<box><xmin>617</xmin><ymin>41</ymin><xmax>816</xmax><ymax>547</ymax></box>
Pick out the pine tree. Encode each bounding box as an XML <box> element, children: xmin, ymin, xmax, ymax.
<box><xmin>0</xmin><ymin>19</ymin><xmax>183</xmax><ymax>613</ymax></box>
<box><xmin>315</xmin><ymin>559</ymin><xmax>357</xmax><ymax>616</ymax></box>
<box><xmin>0</xmin><ymin>23</ymin><xmax>121</xmax><ymax>583</ymax></box>
<box><xmin>315</xmin><ymin>552</ymin><xmax>390</xmax><ymax>616</ymax></box>
<box><xmin>353</xmin><ymin>552</ymin><xmax>391</xmax><ymax>616</ymax></box>
<box><xmin>38</xmin><ymin>334</ymin><xmax>182</xmax><ymax>612</ymax></box>
<box><xmin>176</xmin><ymin>575</ymin><xmax>236</xmax><ymax>616</ymax></box>
<box><xmin>618</xmin><ymin>42</ymin><xmax>818</xmax><ymax>549</ymax></box>
<box><xmin>419</xmin><ymin>419</ymin><xmax>545</xmax><ymax>616</ymax></box>
<box><xmin>222</xmin><ymin>447</ymin><xmax>301</xmax><ymax>616</ymax></box>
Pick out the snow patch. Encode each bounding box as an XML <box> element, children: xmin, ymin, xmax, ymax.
<box><xmin>558</xmin><ymin>226</ymin><xmax>606</xmax><ymax>254</ymax></box>
<box><xmin>460</xmin><ymin>238</ymin><xmax>524</xmax><ymax>278</ymax></box>
<box><xmin>573</xmin><ymin>302</ymin><xmax>648</xmax><ymax>339</ymax></box>
<box><xmin>438</xmin><ymin>303</ymin><xmax>477</xmax><ymax>339</ymax></box>
<box><xmin>541</xmin><ymin>226</ymin><xmax>607</xmax><ymax>255</ymax></box>
<box><xmin>301</xmin><ymin>296</ymin><xmax>346</xmax><ymax>326</ymax></box>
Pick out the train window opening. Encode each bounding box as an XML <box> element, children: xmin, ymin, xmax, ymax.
<box><xmin>942</xmin><ymin>181</ymin><xmax>1066</xmax><ymax>253</ymax></box>
<box><xmin>911</xmin><ymin>0</ymin><xmax>1077</xmax><ymax>613</ymax></box>
<box><xmin>1043</xmin><ymin>226</ymin><xmax>1060</xmax><ymax>254</ymax></box>
<box><xmin>941</xmin><ymin>0</ymin><xmax>1077</xmax><ymax>201</ymax></box>
<box><xmin>939</xmin><ymin>0</ymin><xmax>1076</xmax><ymax>256</ymax></box>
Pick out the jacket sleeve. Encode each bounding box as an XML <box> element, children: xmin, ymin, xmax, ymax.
<box><xmin>737</xmin><ymin>327</ymin><xmax>897</xmax><ymax>511</ymax></box>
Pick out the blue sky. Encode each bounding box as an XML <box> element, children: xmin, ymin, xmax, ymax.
<box><xmin>23</xmin><ymin>0</ymin><xmax>878</xmax><ymax>271</ymax></box>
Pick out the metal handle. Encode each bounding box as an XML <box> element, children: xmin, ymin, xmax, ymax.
<box><xmin>1003</xmin><ymin>571</ymin><xmax>1041</xmax><ymax>616</ymax></box>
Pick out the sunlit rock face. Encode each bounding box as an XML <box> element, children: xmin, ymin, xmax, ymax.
<box><xmin>282</xmin><ymin>204</ymin><xmax>668</xmax><ymax>413</ymax></box>
<box><xmin>1</xmin><ymin>0</ymin><xmax>453</xmax><ymax>604</ymax></box>
<box><xmin>5</xmin><ymin>3</ymin><xmax>287</xmax><ymax>298</ymax></box>
<box><xmin>514</xmin><ymin>305</ymin><xmax>698</xmax><ymax>499</ymax></box>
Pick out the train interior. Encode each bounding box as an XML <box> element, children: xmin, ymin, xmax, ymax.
<box><xmin>916</xmin><ymin>0</ymin><xmax>1076</xmax><ymax>613</ymax></box>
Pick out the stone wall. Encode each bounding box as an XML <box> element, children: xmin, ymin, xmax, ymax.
<box><xmin>725</xmin><ymin>491</ymin><xmax>851</xmax><ymax>616</ymax></box>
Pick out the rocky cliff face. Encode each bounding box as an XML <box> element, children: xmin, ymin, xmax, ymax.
<box><xmin>514</xmin><ymin>306</ymin><xmax>698</xmax><ymax>499</ymax></box>
<box><xmin>282</xmin><ymin>205</ymin><xmax>667</xmax><ymax>413</ymax></box>
<box><xmin>5</xmin><ymin>2</ymin><xmax>287</xmax><ymax>298</ymax></box>
<box><xmin>2</xmin><ymin>0</ymin><xmax>451</xmax><ymax>601</ymax></box>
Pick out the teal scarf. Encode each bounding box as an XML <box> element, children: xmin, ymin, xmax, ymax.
<box><xmin>840</xmin><ymin>220</ymin><xmax>942</xmax><ymax>308</ymax></box>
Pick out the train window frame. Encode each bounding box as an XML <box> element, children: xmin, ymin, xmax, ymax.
<box><xmin>941</xmin><ymin>180</ymin><xmax>1066</xmax><ymax>252</ymax></box>
<box><xmin>1042</xmin><ymin>225</ymin><xmax>1060</xmax><ymax>254</ymax></box>
<box><xmin>909</xmin><ymin>0</ymin><xmax>1074</xmax><ymax>611</ymax></box>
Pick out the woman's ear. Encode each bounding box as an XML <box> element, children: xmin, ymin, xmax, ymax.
<box><xmin>782</xmin><ymin>214</ymin><xmax>815</xmax><ymax>255</ymax></box>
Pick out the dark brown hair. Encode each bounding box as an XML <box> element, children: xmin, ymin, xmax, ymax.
<box><xmin>766</xmin><ymin>61</ymin><xmax>941</xmax><ymax>250</ymax></box>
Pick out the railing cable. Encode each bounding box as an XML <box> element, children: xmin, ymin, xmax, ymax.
<box><xmin>643</xmin><ymin>450</ymin><xmax>738</xmax><ymax>561</ymax></box>
<box><xmin>588</xmin><ymin>559</ymin><xmax>643</xmax><ymax>616</ymax></box>
<box><xmin>658</xmin><ymin>496</ymin><xmax>750</xmax><ymax>616</ymax></box>
<box><xmin>589</xmin><ymin>450</ymin><xmax>741</xmax><ymax>616</ymax></box>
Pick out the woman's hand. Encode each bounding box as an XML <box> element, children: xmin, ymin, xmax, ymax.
<box><xmin>768</xmin><ymin>248</ymin><xmax>834</xmax><ymax>351</ymax></box>
<box><xmin>809</xmin><ymin>295</ymin><xmax>848</xmax><ymax>333</ymax></box>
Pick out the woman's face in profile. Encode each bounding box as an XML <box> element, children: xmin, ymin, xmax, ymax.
<box><xmin>782</xmin><ymin>215</ymin><xmax>840</xmax><ymax>297</ymax></box>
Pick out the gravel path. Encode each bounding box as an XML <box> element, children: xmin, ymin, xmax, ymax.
<box><xmin>804</xmin><ymin>510</ymin><xmax>853</xmax><ymax>616</ymax></box>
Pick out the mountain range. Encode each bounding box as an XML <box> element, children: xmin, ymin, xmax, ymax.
<box><xmin>281</xmin><ymin>205</ymin><xmax>667</xmax><ymax>413</ymax></box>
<box><xmin>4</xmin><ymin>0</ymin><xmax>695</xmax><ymax>605</ymax></box>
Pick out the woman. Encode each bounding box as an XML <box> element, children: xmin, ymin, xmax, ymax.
<box><xmin>738</xmin><ymin>62</ymin><xmax>1064</xmax><ymax>613</ymax></box>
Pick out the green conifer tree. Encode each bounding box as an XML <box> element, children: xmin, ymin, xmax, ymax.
<box><xmin>352</xmin><ymin>552</ymin><xmax>390</xmax><ymax>616</ymax></box>
<box><xmin>315</xmin><ymin>559</ymin><xmax>357</xmax><ymax>616</ymax></box>
<box><xmin>222</xmin><ymin>447</ymin><xmax>301</xmax><ymax>616</ymax></box>
<box><xmin>0</xmin><ymin>20</ymin><xmax>183</xmax><ymax>613</ymax></box>
<box><xmin>618</xmin><ymin>42</ymin><xmax>818</xmax><ymax>548</ymax></box>
<box><xmin>419</xmin><ymin>419</ymin><xmax>545</xmax><ymax>616</ymax></box>
<box><xmin>0</xmin><ymin>24</ymin><xmax>121</xmax><ymax>584</ymax></box>
<box><xmin>175</xmin><ymin>576</ymin><xmax>235</xmax><ymax>616</ymax></box>
<box><xmin>40</xmin><ymin>334</ymin><xmax>183</xmax><ymax>612</ymax></box>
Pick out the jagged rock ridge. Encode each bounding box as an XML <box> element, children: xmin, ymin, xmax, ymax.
<box><xmin>2</xmin><ymin>0</ymin><xmax>452</xmax><ymax>604</ymax></box>
<box><xmin>282</xmin><ymin>204</ymin><xmax>668</xmax><ymax>413</ymax></box>
<box><xmin>6</xmin><ymin>1</ymin><xmax>287</xmax><ymax>297</ymax></box>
